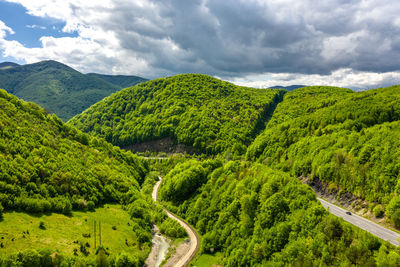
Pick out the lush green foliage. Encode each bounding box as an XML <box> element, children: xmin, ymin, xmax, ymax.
<box><xmin>0</xmin><ymin>204</ymin><xmax>152</xmax><ymax>265</ymax></box>
<box><xmin>162</xmin><ymin>160</ymin><xmax>400</xmax><ymax>266</ymax></box>
<box><xmin>0</xmin><ymin>60</ymin><xmax>146</xmax><ymax>121</ymax></box>
<box><xmin>87</xmin><ymin>73</ymin><xmax>148</xmax><ymax>88</ymax></box>
<box><xmin>159</xmin><ymin>159</ymin><xmax>222</xmax><ymax>203</ymax></box>
<box><xmin>159</xmin><ymin>217</ymin><xmax>187</xmax><ymax>238</ymax></box>
<box><xmin>247</xmin><ymin>85</ymin><xmax>400</xmax><ymax>210</ymax></box>
<box><xmin>0</xmin><ymin>89</ymin><xmax>148</xmax><ymax>214</ymax></box>
<box><xmin>69</xmin><ymin>74</ymin><xmax>284</xmax><ymax>155</ymax></box>
<box><xmin>0</xmin><ymin>90</ymin><xmax>186</xmax><ymax>266</ymax></box>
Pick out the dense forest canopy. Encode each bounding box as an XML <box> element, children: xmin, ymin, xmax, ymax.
<box><xmin>0</xmin><ymin>60</ymin><xmax>146</xmax><ymax>121</ymax></box>
<box><xmin>0</xmin><ymin>89</ymin><xmax>149</xmax><ymax>213</ymax></box>
<box><xmin>247</xmin><ymin>85</ymin><xmax>400</xmax><ymax>220</ymax></box>
<box><xmin>0</xmin><ymin>89</ymin><xmax>167</xmax><ymax>265</ymax></box>
<box><xmin>160</xmin><ymin>160</ymin><xmax>400</xmax><ymax>266</ymax></box>
<box><xmin>69</xmin><ymin>74</ymin><xmax>284</xmax><ymax>155</ymax></box>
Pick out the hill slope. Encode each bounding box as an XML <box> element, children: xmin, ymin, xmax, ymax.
<box><xmin>161</xmin><ymin>160</ymin><xmax>400</xmax><ymax>266</ymax></box>
<box><xmin>0</xmin><ymin>89</ymin><xmax>157</xmax><ymax>264</ymax></box>
<box><xmin>0</xmin><ymin>89</ymin><xmax>149</xmax><ymax>212</ymax></box>
<box><xmin>247</xmin><ymin>85</ymin><xmax>400</xmax><ymax>222</ymax></box>
<box><xmin>87</xmin><ymin>73</ymin><xmax>148</xmax><ymax>88</ymax></box>
<box><xmin>69</xmin><ymin>74</ymin><xmax>285</xmax><ymax>155</ymax></box>
<box><xmin>0</xmin><ymin>60</ymin><xmax>146</xmax><ymax>121</ymax></box>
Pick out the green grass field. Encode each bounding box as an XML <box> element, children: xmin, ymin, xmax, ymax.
<box><xmin>193</xmin><ymin>252</ymin><xmax>222</xmax><ymax>267</ymax></box>
<box><xmin>0</xmin><ymin>204</ymin><xmax>145</xmax><ymax>258</ymax></box>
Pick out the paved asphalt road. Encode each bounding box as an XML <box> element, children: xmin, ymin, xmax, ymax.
<box><xmin>152</xmin><ymin>178</ymin><xmax>200</xmax><ymax>267</ymax></box>
<box><xmin>318</xmin><ymin>197</ymin><xmax>399</xmax><ymax>246</ymax></box>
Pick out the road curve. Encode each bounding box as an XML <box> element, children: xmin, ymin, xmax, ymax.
<box><xmin>152</xmin><ymin>177</ymin><xmax>200</xmax><ymax>267</ymax></box>
<box><xmin>318</xmin><ymin>197</ymin><xmax>399</xmax><ymax>246</ymax></box>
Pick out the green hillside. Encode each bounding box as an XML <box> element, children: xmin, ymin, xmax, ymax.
<box><xmin>247</xmin><ymin>85</ymin><xmax>400</xmax><ymax>221</ymax></box>
<box><xmin>87</xmin><ymin>73</ymin><xmax>148</xmax><ymax>88</ymax></box>
<box><xmin>69</xmin><ymin>74</ymin><xmax>284</xmax><ymax>155</ymax></box>
<box><xmin>160</xmin><ymin>160</ymin><xmax>400</xmax><ymax>266</ymax></box>
<box><xmin>0</xmin><ymin>60</ymin><xmax>146</xmax><ymax>121</ymax></box>
<box><xmin>0</xmin><ymin>89</ymin><xmax>156</xmax><ymax>265</ymax></box>
<box><xmin>0</xmin><ymin>62</ymin><xmax>19</xmax><ymax>70</ymax></box>
<box><xmin>0</xmin><ymin>88</ymin><xmax>150</xmax><ymax>212</ymax></box>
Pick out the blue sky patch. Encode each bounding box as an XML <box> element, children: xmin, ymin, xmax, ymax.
<box><xmin>0</xmin><ymin>1</ymin><xmax>78</xmax><ymax>48</ymax></box>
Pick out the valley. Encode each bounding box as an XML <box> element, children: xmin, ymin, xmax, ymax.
<box><xmin>1</xmin><ymin>67</ymin><xmax>400</xmax><ymax>266</ymax></box>
<box><xmin>1</xmin><ymin>0</ymin><xmax>400</xmax><ymax>265</ymax></box>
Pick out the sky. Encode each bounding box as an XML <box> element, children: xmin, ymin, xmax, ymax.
<box><xmin>1</xmin><ymin>0</ymin><xmax>400</xmax><ymax>89</ymax></box>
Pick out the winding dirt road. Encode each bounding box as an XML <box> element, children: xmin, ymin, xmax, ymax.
<box><xmin>152</xmin><ymin>177</ymin><xmax>200</xmax><ymax>267</ymax></box>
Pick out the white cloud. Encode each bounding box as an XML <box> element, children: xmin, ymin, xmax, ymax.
<box><xmin>231</xmin><ymin>69</ymin><xmax>400</xmax><ymax>90</ymax></box>
<box><xmin>26</xmin><ymin>24</ymin><xmax>47</xmax><ymax>30</ymax></box>
<box><xmin>0</xmin><ymin>20</ymin><xmax>15</xmax><ymax>38</ymax></box>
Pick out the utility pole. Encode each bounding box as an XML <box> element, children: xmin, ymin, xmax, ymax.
<box><xmin>94</xmin><ymin>220</ymin><xmax>96</xmax><ymax>249</ymax></box>
<box><xmin>99</xmin><ymin>221</ymin><xmax>101</xmax><ymax>246</ymax></box>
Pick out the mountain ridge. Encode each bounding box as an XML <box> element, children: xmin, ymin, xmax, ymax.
<box><xmin>0</xmin><ymin>62</ymin><xmax>20</xmax><ymax>70</ymax></box>
<box><xmin>0</xmin><ymin>60</ymin><xmax>147</xmax><ymax>121</ymax></box>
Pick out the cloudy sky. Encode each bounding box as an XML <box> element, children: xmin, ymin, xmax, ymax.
<box><xmin>1</xmin><ymin>0</ymin><xmax>400</xmax><ymax>89</ymax></box>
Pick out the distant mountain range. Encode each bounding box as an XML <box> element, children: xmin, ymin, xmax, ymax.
<box><xmin>87</xmin><ymin>73</ymin><xmax>147</xmax><ymax>88</ymax></box>
<box><xmin>0</xmin><ymin>62</ymin><xmax>20</xmax><ymax>70</ymax></box>
<box><xmin>268</xmin><ymin>85</ymin><xmax>305</xmax><ymax>91</ymax></box>
<box><xmin>0</xmin><ymin>60</ymin><xmax>147</xmax><ymax>121</ymax></box>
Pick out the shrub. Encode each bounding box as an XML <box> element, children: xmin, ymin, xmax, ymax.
<box><xmin>87</xmin><ymin>201</ymin><xmax>95</xmax><ymax>211</ymax></box>
<box><xmin>373</xmin><ymin>205</ymin><xmax>384</xmax><ymax>218</ymax></box>
<box><xmin>39</xmin><ymin>221</ymin><xmax>46</xmax><ymax>230</ymax></box>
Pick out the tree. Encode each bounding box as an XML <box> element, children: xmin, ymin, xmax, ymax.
<box><xmin>96</xmin><ymin>248</ymin><xmax>108</xmax><ymax>267</ymax></box>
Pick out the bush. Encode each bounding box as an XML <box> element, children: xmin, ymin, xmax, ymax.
<box><xmin>115</xmin><ymin>252</ymin><xmax>139</xmax><ymax>267</ymax></box>
<box><xmin>386</xmin><ymin>196</ymin><xmax>400</xmax><ymax>227</ymax></box>
<box><xmin>392</xmin><ymin>210</ymin><xmax>400</xmax><ymax>228</ymax></box>
<box><xmin>159</xmin><ymin>217</ymin><xmax>187</xmax><ymax>238</ymax></box>
<box><xmin>87</xmin><ymin>201</ymin><xmax>95</xmax><ymax>211</ymax></box>
<box><xmin>39</xmin><ymin>221</ymin><xmax>46</xmax><ymax>230</ymax></box>
<box><xmin>373</xmin><ymin>205</ymin><xmax>384</xmax><ymax>218</ymax></box>
<box><xmin>96</xmin><ymin>248</ymin><xmax>108</xmax><ymax>267</ymax></box>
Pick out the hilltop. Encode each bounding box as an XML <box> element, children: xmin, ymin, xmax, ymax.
<box><xmin>0</xmin><ymin>62</ymin><xmax>20</xmax><ymax>70</ymax></box>
<box><xmin>69</xmin><ymin>74</ymin><xmax>285</xmax><ymax>155</ymax></box>
<box><xmin>0</xmin><ymin>60</ymin><xmax>146</xmax><ymax>121</ymax></box>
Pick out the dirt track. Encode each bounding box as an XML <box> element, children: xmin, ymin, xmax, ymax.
<box><xmin>151</xmin><ymin>177</ymin><xmax>200</xmax><ymax>267</ymax></box>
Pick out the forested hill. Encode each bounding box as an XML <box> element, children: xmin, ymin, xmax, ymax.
<box><xmin>247</xmin><ymin>85</ymin><xmax>400</xmax><ymax>224</ymax></box>
<box><xmin>0</xmin><ymin>60</ymin><xmax>146</xmax><ymax>121</ymax></box>
<box><xmin>87</xmin><ymin>73</ymin><xmax>148</xmax><ymax>88</ymax></box>
<box><xmin>160</xmin><ymin>160</ymin><xmax>400</xmax><ymax>265</ymax></box>
<box><xmin>0</xmin><ymin>89</ymin><xmax>148</xmax><ymax>214</ymax></box>
<box><xmin>69</xmin><ymin>74</ymin><xmax>285</xmax><ymax>155</ymax></box>
<box><xmin>0</xmin><ymin>62</ymin><xmax>19</xmax><ymax>70</ymax></box>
